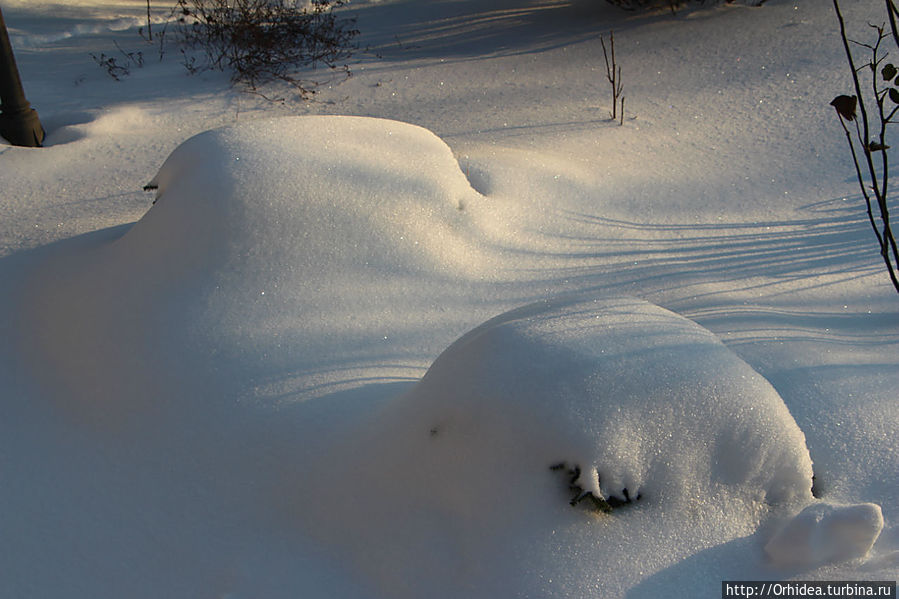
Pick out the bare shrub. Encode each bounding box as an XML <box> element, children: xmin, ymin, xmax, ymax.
<box><xmin>90</xmin><ymin>41</ymin><xmax>144</xmax><ymax>81</ymax></box>
<box><xmin>173</xmin><ymin>0</ymin><xmax>359</xmax><ymax>99</ymax></box>
<box><xmin>831</xmin><ymin>0</ymin><xmax>899</xmax><ymax>294</ymax></box>
<box><xmin>601</xmin><ymin>31</ymin><xmax>624</xmax><ymax>125</ymax></box>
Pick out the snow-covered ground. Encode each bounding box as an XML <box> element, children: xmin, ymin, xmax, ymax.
<box><xmin>0</xmin><ymin>0</ymin><xmax>896</xmax><ymax>597</ymax></box>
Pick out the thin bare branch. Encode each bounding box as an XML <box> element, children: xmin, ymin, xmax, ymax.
<box><xmin>601</xmin><ymin>31</ymin><xmax>624</xmax><ymax>123</ymax></box>
<box><xmin>833</xmin><ymin>0</ymin><xmax>899</xmax><ymax>293</ymax></box>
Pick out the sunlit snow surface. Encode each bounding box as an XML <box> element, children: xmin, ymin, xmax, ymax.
<box><xmin>301</xmin><ymin>293</ymin><xmax>819</xmax><ymax>598</ymax></box>
<box><xmin>25</xmin><ymin>116</ymin><xmax>491</xmax><ymax>414</ymax></box>
<box><xmin>13</xmin><ymin>116</ymin><xmax>888</xmax><ymax>598</ymax></box>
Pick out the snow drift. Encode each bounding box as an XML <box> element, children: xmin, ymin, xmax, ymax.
<box><xmin>14</xmin><ymin>115</ymin><xmax>889</xmax><ymax>599</ymax></box>
<box><xmin>402</xmin><ymin>295</ymin><xmax>815</xmax><ymax>507</ymax></box>
<box><xmin>298</xmin><ymin>294</ymin><xmax>819</xmax><ymax>598</ymax></box>
<box><xmin>24</xmin><ymin>116</ymin><xmax>491</xmax><ymax>415</ymax></box>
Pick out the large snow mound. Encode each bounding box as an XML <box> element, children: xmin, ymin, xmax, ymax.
<box><xmin>298</xmin><ymin>296</ymin><xmax>818</xmax><ymax>598</ymax></box>
<box><xmin>142</xmin><ymin>115</ymin><xmax>488</xmax><ymax>280</ymax></box>
<box><xmin>24</xmin><ymin>116</ymin><xmax>492</xmax><ymax>411</ymax></box>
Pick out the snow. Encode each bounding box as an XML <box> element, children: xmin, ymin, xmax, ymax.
<box><xmin>403</xmin><ymin>295</ymin><xmax>814</xmax><ymax>507</ymax></box>
<box><xmin>298</xmin><ymin>294</ymin><xmax>817</xmax><ymax>597</ymax></box>
<box><xmin>1</xmin><ymin>0</ymin><xmax>897</xmax><ymax>597</ymax></box>
<box><xmin>765</xmin><ymin>502</ymin><xmax>884</xmax><ymax>568</ymax></box>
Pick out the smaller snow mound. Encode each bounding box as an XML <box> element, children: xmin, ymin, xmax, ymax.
<box><xmin>298</xmin><ymin>296</ymin><xmax>815</xmax><ymax>598</ymax></box>
<box><xmin>409</xmin><ymin>295</ymin><xmax>814</xmax><ymax>507</ymax></box>
<box><xmin>765</xmin><ymin>502</ymin><xmax>884</xmax><ymax>567</ymax></box>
